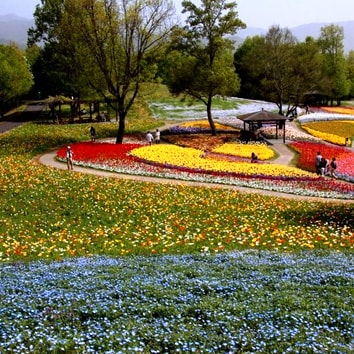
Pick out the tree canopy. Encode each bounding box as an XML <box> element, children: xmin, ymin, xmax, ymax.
<box><xmin>0</xmin><ymin>44</ymin><xmax>33</xmax><ymax>114</ymax></box>
<box><xmin>318</xmin><ymin>24</ymin><xmax>350</xmax><ymax>105</ymax></box>
<box><xmin>60</xmin><ymin>0</ymin><xmax>176</xmax><ymax>143</ymax></box>
<box><xmin>165</xmin><ymin>0</ymin><xmax>245</xmax><ymax>135</ymax></box>
<box><xmin>234</xmin><ymin>24</ymin><xmax>349</xmax><ymax>113</ymax></box>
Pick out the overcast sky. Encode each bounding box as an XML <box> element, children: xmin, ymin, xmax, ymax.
<box><xmin>1</xmin><ymin>0</ymin><xmax>354</xmax><ymax>29</ymax></box>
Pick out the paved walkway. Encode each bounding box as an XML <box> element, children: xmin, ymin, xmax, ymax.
<box><xmin>267</xmin><ymin>139</ymin><xmax>295</xmax><ymax>165</ymax></box>
<box><xmin>36</xmin><ymin>145</ymin><xmax>352</xmax><ymax>204</ymax></box>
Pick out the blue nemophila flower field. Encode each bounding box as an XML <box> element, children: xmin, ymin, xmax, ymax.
<box><xmin>0</xmin><ymin>251</ymin><xmax>353</xmax><ymax>353</ymax></box>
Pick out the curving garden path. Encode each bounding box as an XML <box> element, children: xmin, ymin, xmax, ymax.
<box><xmin>37</xmin><ymin>139</ymin><xmax>353</xmax><ymax>204</ymax></box>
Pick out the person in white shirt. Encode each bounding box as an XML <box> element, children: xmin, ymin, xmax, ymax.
<box><xmin>66</xmin><ymin>146</ymin><xmax>73</xmax><ymax>170</ymax></box>
<box><xmin>154</xmin><ymin>129</ymin><xmax>160</xmax><ymax>144</ymax></box>
<box><xmin>146</xmin><ymin>131</ymin><xmax>154</xmax><ymax>145</ymax></box>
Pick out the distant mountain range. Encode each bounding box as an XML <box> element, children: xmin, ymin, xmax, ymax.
<box><xmin>0</xmin><ymin>15</ymin><xmax>33</xmax><ymax>47</ymax></box>
<box><xmin>1</xmin><ymin>14</ymin><xmax>354</xmax><ymax>53</ymax></box>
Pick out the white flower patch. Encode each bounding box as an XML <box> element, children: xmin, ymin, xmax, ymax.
<box><xmin>298</xmin><ymin>112</ymin><xmax>354</xmax><ymax>124</ymax></box>
<box><xmin>260</xmin><ymin>126</ymin><xmax>320</xmax><ymax>141</ymax></box>
<box><xmin>148</xmin><ymin>98</ymin><xmax>278</xmax><ymax>121</ymax></box>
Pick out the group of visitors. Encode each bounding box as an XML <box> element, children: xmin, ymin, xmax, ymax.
<box><xmin>146</xmin><ymin>129</ymin><xmax>160</xmax><ymax>145</ymax></box>
<box><xmin>315</xmin><ymin>151</ymin><xmax>337</xmax><ymax>178</ymax></box>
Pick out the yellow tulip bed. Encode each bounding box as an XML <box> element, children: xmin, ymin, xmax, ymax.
<box><xmin>212</xmin><ymin>142</ymin><xmax>275</xmax><ymax>160</ymax></box>
<box><xmin>179</xmin><ymin>120</ymin><xmax>237</xmax><ymax>130</ymax></box>
<box><xmin>130</xmin><ymin>144</ymin><xmax>314</xmax><ymax>179</ymax></box>
<box><xmin>302</xmin><ymin>126</ymin><xmax>347</xmax><ymax>145</ymax></box>
<box><xmin>302</xmin><ymin>120</ymin><xmax>354</xmax><ymax>145</ymax></box>
<box><xmin>298</xmin><ymin>106</ymin><xmax>354</xmax><ymax>144</ymax></box>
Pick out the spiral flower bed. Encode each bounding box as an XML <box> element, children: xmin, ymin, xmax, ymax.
<box><xmin>57</xmin><ymin>137</ymin><xmax>354</xmax><ymax>199</ymax></box>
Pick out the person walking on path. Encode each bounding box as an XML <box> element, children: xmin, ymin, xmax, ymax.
<box><xmin>154</xmin><ymin>129</ymin><xmax>160</xmax><ymax>144</ymax></box>
<box><xmin>90</xmin><ymin>126</ymin><xmax>96</xmax><ymax>142</ymax></box>
<box><xmin>146</xmin><ymin>131</ymin><xmax>154</xmax><ymax>145</ymax></box>
<box><xmin>66</xmin><ymin>146</ymin><xmax>74</xmax><ymax>170</ymax></box>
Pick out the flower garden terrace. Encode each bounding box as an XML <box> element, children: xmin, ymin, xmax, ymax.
<box><xmin>1</xmin><ymin>103</ymin><xmax>354</xmax><ymax>352</ymax></box>
<box><xmin>56</xmin><ymin>119</ymin><xmax>354</xmax><ymax>200</ymax></box>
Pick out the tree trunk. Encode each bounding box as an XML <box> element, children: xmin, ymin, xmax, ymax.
<box><xmin>206</xmin><ymin>95</ymin><xmax>216</xmax><ymax>136</ymax></box>
<box><xmin>116</xmin><ymin>111</ymin><xmax>126</xmax><ymax>144</ymax></box>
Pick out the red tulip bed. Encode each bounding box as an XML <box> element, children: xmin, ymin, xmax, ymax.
<box><xmin>290</xmin><ymin>141</ymin><xmax>354</xmax><ymax>181</ymax></box>
<box><xmin>56</xmin><ymin>135</ymin><xmax>354</xmax><ymax>200</ymax></box>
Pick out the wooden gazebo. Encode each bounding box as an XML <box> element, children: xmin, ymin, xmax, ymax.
<box><xmin>238</xmin><ymin>110</ymin><xmax>288</xmax><ymax>143</ymax></box>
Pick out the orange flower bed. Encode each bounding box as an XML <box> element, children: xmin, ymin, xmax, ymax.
<box><xmin>321</xmin><ymin>106</ymin><xmax>354</xmax><ymax>115</ymax></box>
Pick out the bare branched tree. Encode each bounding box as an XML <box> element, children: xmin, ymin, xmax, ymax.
<box><xmin>62</xmin><ymin>0</ymin><xmax>176</xmax><ymax>143</ymax></box>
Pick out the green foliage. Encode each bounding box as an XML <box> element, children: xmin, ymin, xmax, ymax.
<box><xmin>0</xmin><ymin>44</ymin><xmax>33</xmax><ymax>105</ymax></box>
<box><xmin>166</xmin><ymin>0</ymin><xmax>245</xmax><ymax>134</ymax></box>
<box><xmin>27</xmin><ymin>0</ymin><xmax>74</xmax><ymax>98</ymax></box>
<box><xmin>346</xmin><ymin>51</ymin><xmax>354</xmax><ymax>97</ymax></box>
<box><xmin>59</xmin><ymin>0</ymin><xmax>176</xmax><ymax>143</ymax></box>
<box><xmin>234</xmin><ymin>24</ymin><xmax>354</xmax><ymax>108</ymax></box>
<box><xmin>233</xmin><ymin>35</ymin><xmax>266</xmax><ymax>99</ymax></box>
<box><xmin>318</xmin><ymin>24</ymin><xmax>350</xmax><ymax>102</ymax></box>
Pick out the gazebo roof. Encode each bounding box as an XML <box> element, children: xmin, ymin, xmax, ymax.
<box><xmin>238</xmin><ymin>110</ymin><xmax>287</xmax><ymax>123</ymax></box>
<box><xmin>238</xmin><ymin>110</ymin><xmax>287</xmax><ymax>143</ymax></box>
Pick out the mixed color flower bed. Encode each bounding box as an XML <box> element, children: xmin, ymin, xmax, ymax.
<box><xmin>56</xmin><ymin>135</ymin><xmax>354</xmax><ymax>199</ymax></box>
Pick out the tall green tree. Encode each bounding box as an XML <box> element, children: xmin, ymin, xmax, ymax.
<box><xmin>61</xmin><ymin>0</ymin><xmax>176</xmax><ymax>143</ymax></box>
<box><xmin>233</xmin><ymin>35</ymin><xmax>266</xmax><ymax>99</ymax></box>
<box><xmin>234</xmin><ymin>26</ymin><xmax>297</xmax><ymax>115</ymax></box>
<box><xmin>260</xmin><ymin>26</ymin><xmax>298</xmax><ymax>115</ymax></box>
<box><xmin>166</xmin><ymin>0</ymin><xmax>245</xmax><ymax>135</ymax></box>
<box><xmin>346</xmin><ymin>50</ymin><xmax>354</xmax><ymax>97</ymax></box>
<box><xmin>0</xmin><ymin>44</ymin><xmax>33</xmax><ymax>115</ymax></box>
<box><xmin>284</xmin><ymin>36</ymin><xmax>323</xmax><ymax>114</ymax></box>
<box><xmin>318</xmin><ymin>24</ymin><xmax>349</xmax><ymax>105</ymax></box>
<box><xmin>27</xmin><ymin>0</ymin><xmax>72</xmax><ymax>98</ymax></box>
<box><xmin>234</xmin><ymin>29</ymin><xmax>323</xmax><ymax>115</ymax></box>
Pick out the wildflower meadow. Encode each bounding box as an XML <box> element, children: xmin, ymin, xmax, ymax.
<box><xmin>0</xmin><ymin>97</ymin><xmax>353</xmax><ymax>353</ymax></box>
